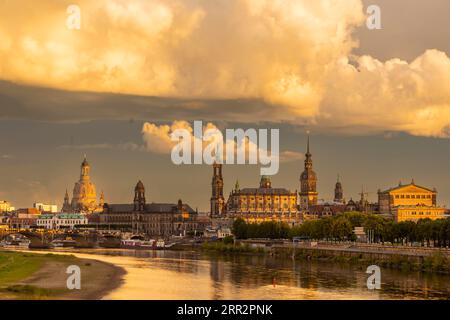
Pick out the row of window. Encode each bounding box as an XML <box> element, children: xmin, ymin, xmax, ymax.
<box><xmin>401</xmin><ymin>211</ymin><xmax>440</xmax><ymax>216</ymax></box>
<box><xmin>37</xmin><ymin>220</ymin><xmax>86</xmax><ymax>225</ymax></box>
<box><xmin>394</xmin><ymin>194</ymin><xmax>431</xmax><ymax>199</ymax></box>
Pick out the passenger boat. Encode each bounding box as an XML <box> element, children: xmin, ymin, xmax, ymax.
<box><xmin>1</xmin><ymin>238</ymin><xmax>31</xmax><ymax>249</ymax></box>
<box><xmin>120</xmin><ymin>239</ymin><xmax>158</xmax><ymax>250</ymax></box>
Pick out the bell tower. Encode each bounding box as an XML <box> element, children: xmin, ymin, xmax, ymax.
<box><xmin>210</xmin><ymin>163</ymin><xmax>225</xmax><ymax>216</ymax></box>
<box><xmin>134</xmin><ymin>180</ymin><xmax>146</xmax><ymax>211</ymax></box>
<box><xmin>334</xmin><ymin>175</ymin><xmax>344</xmax><ymax>203</ymax></box>
<box><xmin>299</xmin><ymin>134</ymin><xmax>318</xmax><ymax>209</ymax></box>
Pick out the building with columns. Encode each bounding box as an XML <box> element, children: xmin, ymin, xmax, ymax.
<box><xmin>378</xmin><ymin>180</ymin><xmax>446</xmax><ymax>222</ymax></box>
<box><xmin>299</xmin><ymin>135</ymin><xmax>318</xmax><ymax>209</ymax></box>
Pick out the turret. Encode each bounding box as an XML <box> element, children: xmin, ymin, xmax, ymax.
<box><xmin>134</xmin><ymin>180</ymin><xmax>146</xmax><ymax>211</ymax></box>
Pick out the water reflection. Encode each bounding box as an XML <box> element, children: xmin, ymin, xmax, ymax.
<box><xmin>63</xmin><ymin>249</ymin><xmax>450</xmax><ymax>300</ymax></box>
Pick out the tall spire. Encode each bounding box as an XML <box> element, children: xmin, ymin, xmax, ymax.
<box><xmin>304</xmin><ymin>132</ymin><xmax>313</xmax><ymax>169</ymax></box>
<box><xmin>306</xmin><ymin>131</ymin><xmax>310</xmax><ymax>155</ymax></box>
<box><xmin>334</xmin><ymin>175</ymin><xmax>343</xmax><ymax>203</ymax></box>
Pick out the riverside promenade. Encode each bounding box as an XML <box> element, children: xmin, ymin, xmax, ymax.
<box><xmin>239</xmin><ymin>239</ymin><xmax>450</xmax><ymax>258</ymax></box>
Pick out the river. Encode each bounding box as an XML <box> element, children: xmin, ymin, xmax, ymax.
<box><xmin>56</xmin><ymin>249</ymin><xmax>450</xmax><ymax>300</ymax></box>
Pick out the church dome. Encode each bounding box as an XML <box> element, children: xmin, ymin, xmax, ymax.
<box><xmin>260</xmin><ymin>175</ymin><xmax>272</xmax><ymax>188</ymax></box>
<box><xmin>301</xmin><ymin>169</ymin><xmax>317</xmax><ymax>181</ymax></box>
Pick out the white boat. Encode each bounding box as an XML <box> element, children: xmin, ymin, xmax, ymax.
<box><xmin>156</xmin><ymin>239</ymin><xmax>165</xmax><ymax>249</ymax></box>
<box><xmin>1</xmin><ymin>239</ymin><xmax>31</xmax><ymax>249</ymax></box>
<box><xmin>120</xmin><ymin>239</ymin><xmax>160</xmax><ymax>250</ymax></box>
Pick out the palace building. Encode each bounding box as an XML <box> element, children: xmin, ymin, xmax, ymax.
<box><xmin>299</xmin><ymin>135</ymin><xmax>318</xmax><ymax>209</ymax></box>
<box><xmin>225</xmin><ymin>175</ymin><xmax>301</xmax><ymax>225</ymax></box>
<box><xmin>378</xmin><ymin>180</ymin><xmax>446</xmax><ymax>222</ymax></box>
<box><xmin>101</xmin><ymin>181</ymin><xmax>198</xmax><ymax>237</ymax></box>
<box><xmin>62</xmin><ymin>156</ymin><xmax>104</xmax><ymax>214</ymax></box>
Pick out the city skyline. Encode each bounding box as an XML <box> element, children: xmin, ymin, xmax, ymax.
<box><xmin>1</xmin><ymin>0</ymin><xmax>450</xmax><ymax>210</ymax></box>
<box><xmin>2</xmin><ymin>129</ymin><xmax>450</xmax><ymax>212</ymax></box>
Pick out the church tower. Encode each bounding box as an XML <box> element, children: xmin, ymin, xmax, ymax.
<box><xmin>210</xmin><ymin>163</ymin><xmax>225</xmax><ymax>216</ymax></box>
<box><xmin>62</xmin><ymin>189</ymin><xmax>71</xmax><ymax>213</ymax></box>
<box><xmin>334</xmin><ymin>175</ymin><xmax>344</xmax><ymax>203</ymax></box>
<box><xmin>299</xmin><ymin>134</ymin><xmax>318</xmax><ymax>209</ymax></box>
<box><xmin>134</xmin><ymin>180</ymin><xmax>146</xmax><ymax>211</ymax></box>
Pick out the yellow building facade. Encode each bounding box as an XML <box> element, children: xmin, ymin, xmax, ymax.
<box><xmin>378</xmin><ymin>181</ymin><xmax>446</xmax><ymax>222</ymax></box>
<box><xmin>225</xmin><ymin>176</ymin><xmax>301</xmax><ymax>226</ymax></box>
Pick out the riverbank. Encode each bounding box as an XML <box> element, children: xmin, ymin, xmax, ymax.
<box><xmin>197</xmin><ymin>242</ymin><xmax>450</xmax><ymax>274</ymax></box>
<box><xmin>0</xmin><ymin>249</ymin><xmax>125</xmax><ymax>299</ymax></box>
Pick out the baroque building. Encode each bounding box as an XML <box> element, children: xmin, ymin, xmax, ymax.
<box><xmin>210</xmin><ymin>162</ymin><xmax>225</xmax><ymax>216</ymax></box>
<box><xmin>378</xmin><ymin>180</ymin><xmax>446</xmax><ymax>222</ymax></box>
<box><xmin>225</xmin><ymin>175</ymin><xmax>301</xmax><ymax>226</ymax></box>
<box><xmin>101</xmin><ymin>181</ymin><xmax>198</xmax><ymax>237</ymax></box>
<box><xmin>299</xmin><ymin>135</ymin><xmax>318</xmax><ymax>209</ymax></box>
<box><xmin>62</xmin><ymin>156</ymin><xmax>104</xmax><ymax>214</ymax></box>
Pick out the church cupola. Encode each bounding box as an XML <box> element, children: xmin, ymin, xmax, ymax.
<box><xmin>80</xmin><ymin>155</ymin><xmax>90</xmax><ymax>180</ymax></box>
<box><xmin>260</xmin><ymin>175</ymin><xmax>272</xmax><ymax>188</ymax></box>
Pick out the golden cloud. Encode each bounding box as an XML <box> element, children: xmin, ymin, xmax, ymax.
<box><xmin>1</xmin><ymin>0</ymin><xmax>450</xmax><ymax>137</ymax></box>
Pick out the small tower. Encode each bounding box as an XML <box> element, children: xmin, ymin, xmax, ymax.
<box><xmin>80</xmin><ymin>155</ymin><xmax>90</xmax><ymax>180</ymax></box>
<box><xmin>359</xmin><ymin>186</ymin><xmax>369</xmax><ymax>213</ymax></box>
<box><xmin>99</xmin><ymin>190</ymin><xmax>105</xmax><ymax>207</ymax></box>
<box><xmin>260</xmin><ymin>175</ymin><xmax>272</xmax><ymax>188</ymax></box>
<box><xmin>299</xmin><ymin>133</ymin><xmax>318</xmax><ymax>209</ymax></box>
<box><xmin>210</xmin><ymin>163</ymin><xmax>225</xmax><ymax>216</ymax></box>
<box><xmin>134</xmin><ymin>180</ymin><xmax>146</xmax><ymax>211</ymax></box>
<box><xmin>62</xmin><ymin>189</ymin><xmax>71</xmax><ymax>213</ymax></box>
<box><xmin>334</xmin><ymin>175</ymin><xmax>344</xmax><ymax>203</ymax></box>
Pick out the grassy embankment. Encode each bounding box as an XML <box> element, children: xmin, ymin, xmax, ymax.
<box><xmin>0</xmin><ymin>250</ymin><xmax>76</xmax><ymax>299</ymax></box>
<box><xmin>200</xmin><ymin>242</ymin><xmax>450</xmax><ymax>273</ymax></box>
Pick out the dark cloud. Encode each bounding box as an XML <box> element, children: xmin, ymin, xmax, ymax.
<box><xmin>0</xmin><ymin>80</ymin><xmax>277</xmax><ymax>123</ymax></box>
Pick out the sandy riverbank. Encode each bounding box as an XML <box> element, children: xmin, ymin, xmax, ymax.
<box><xmin>0</xmin><ymin>249</ymin><xmax>125</xmax><ymax>300</ymax></box>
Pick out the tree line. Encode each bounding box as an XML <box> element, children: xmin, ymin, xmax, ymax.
<box><xmin>232</xmin><ymin>212</ymin><xmax>450</xmax><ymax>247</ymax></box>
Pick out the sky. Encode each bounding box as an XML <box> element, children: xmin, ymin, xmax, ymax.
<box><xmin>1</xmin><ymin>0</ymin><xmax>450</xmax><ymax>210</ymax></box>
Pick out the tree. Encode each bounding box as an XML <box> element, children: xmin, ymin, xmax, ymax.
<box><xmin>232</xmin><ymin>218</ymin><xmax>248</xmax><ymax>239</ymax></box>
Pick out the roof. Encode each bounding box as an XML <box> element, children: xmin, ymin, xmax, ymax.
<box><xmin>233</xmin><ymin>188</ymin><xmax>295</xmax><ymax>196</ymax></box>
<box><xmin>104</xmin><ymin>202</ymin><xmax>196</xmax><ymax>214</ymax></box>
<box><xmin>381</xmin><ymin>183</ymin><xmax>436</xmax><ymax>194</ymax></box>
<box><xmin>38</xmin><ymin>214</ymin><xmax>86</xmax><ymax>219</ymax></box>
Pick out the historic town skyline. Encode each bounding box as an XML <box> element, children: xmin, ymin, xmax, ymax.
<box><xmin>1</xmin><ymin>0</ymin><xmax>450</xmax><ymax>210</ymax></box>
